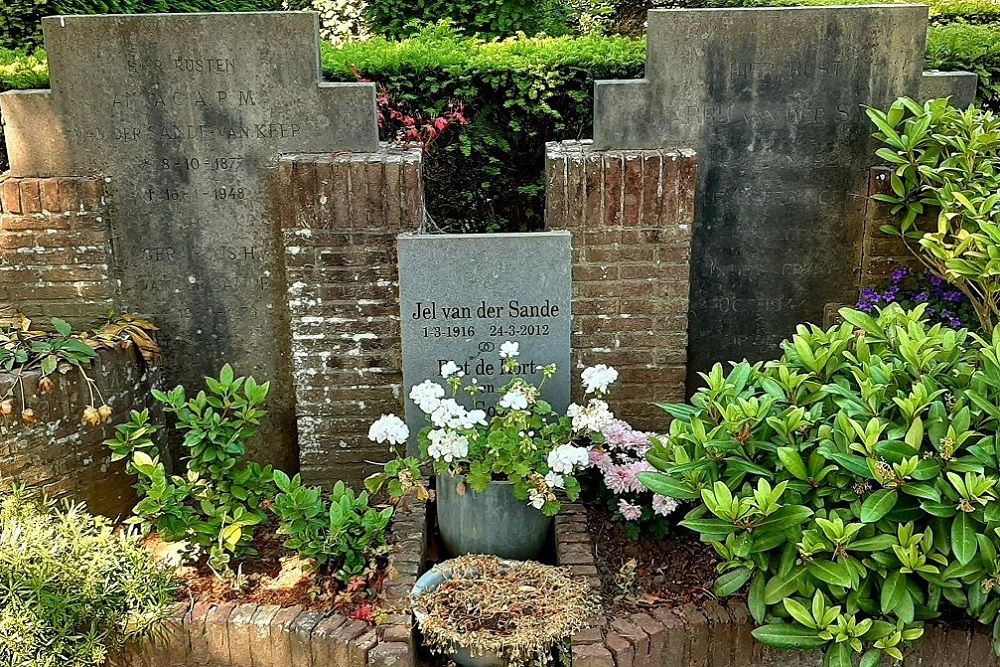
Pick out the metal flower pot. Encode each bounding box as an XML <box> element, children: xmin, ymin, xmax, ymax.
<box><xmin>435</xmin><ymin>474</ymin><xmax>551</xmax><ymax>560</ymax></box>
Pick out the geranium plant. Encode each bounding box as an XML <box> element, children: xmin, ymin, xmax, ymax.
<box><xmin>640</xmin><ymin>304</ymin><xmax>1000</xmax><ymax>666</ymax></box>
<box><xmin>365</xmin><ymin>342</ymin><xmax>611</xmax><ymax>516</ymax></box>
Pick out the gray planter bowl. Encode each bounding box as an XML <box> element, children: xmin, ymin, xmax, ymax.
<box><xmin>412</xmin><ymin>560</ymin><xmax>510</xmax><ymax>667</ymax></box>
<box><xmin>435</xmin><ymin>474</ymin><xmax>552</xmax><ymax>560</ymax></box>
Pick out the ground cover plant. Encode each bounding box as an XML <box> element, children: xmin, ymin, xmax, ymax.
<box><xmin>640</xmin><ymin>304</ymin><xmax>1000</xmax><ymax>665</ymax></box>
<box><xmin>0</xmin><ymin>485</ymin><xmax>178</xmax><ymax>667</ymax></box>
<box><xmin>106</xmin><ymin>364</ymin><xmax>393</xmax><ymax>613</ymax></box>
<box><xmin>868</xmin><ymin>97</ymin><xmax>1000</xmax><ymax>332</ymax></box>
<box><xmin>858</xmin><ymin>267</ymin><xmax>977</xmax><ymax>330</ymax></box>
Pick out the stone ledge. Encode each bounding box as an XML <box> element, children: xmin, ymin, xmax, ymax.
<box><xmin>554</xmin><ymin>504</ymin><xmax>1000</xmax><ymax>667</ymax></box>
<box><xmin>123</xmin><ymin>503</ymin><xmax>424</xmax><ymax>667</ymax></box>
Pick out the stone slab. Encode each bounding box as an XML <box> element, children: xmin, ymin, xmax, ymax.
<box><xmin>0</xmin><ymin>12</ymin><xmax>378</xmax><ymax>467</ymax></box>
<box><xmin>593</xmin><ymin>6</ymin><xmax>972</xmax><ymax>381</ymax></box>
<box><xmin>921</xmin><ymin>70</ymin><xmax>979</xmax><ymax>107</ymax></box>
<box><xmin>397</xmin><ymin>232</ymin><xmax>572</xmax><ymax>444</ymax></box>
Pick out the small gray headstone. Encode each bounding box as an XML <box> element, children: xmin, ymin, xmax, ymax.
<box><xmin>397</xmin><ymin>232</ymin><xmax>572</xmax><ymax>442</ymax></box>
<box><xmin>593</xmin><ymin>6</ymin><xmax>976</xmax><ymax>383</ymax></box>
<box><xmin>0</xmin><ymin>13</ymin><xmax>378</xmax><ymax>466</ymax></box>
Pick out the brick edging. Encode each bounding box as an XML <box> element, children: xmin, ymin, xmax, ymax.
<box><xmin>554</xmin><ymin>503</ymin><xmax>999</xmax><ymax>667</ymax></box>
<box><xmin>124</xmin><ymin>504</ymin><xmax>424</xmax><ymax>667</ymax></box>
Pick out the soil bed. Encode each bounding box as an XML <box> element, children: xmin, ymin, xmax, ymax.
<box><xmin>160</xmin><ymin>516</ymin><xmax>390</xmax><ymax>620</ymax></box>
<box><xmin>585</xmin><ymin>504</ymin><xmax>722</xmax><ymax>615</ymax></box>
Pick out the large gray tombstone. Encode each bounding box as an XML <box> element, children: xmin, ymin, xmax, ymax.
<box><xmin>0</xmin><ymin>13</ymin><xmax>378</xmax><ymax>467</ymax></box>
<box><xmin>398</xmin><ymin>233</ymin><xmax>572</xmax><ymax>442</ymax></box>
<box><xmin>594</xmin><ymin>6</ymin><xmax>975</xmax><ymax>384</ymax></box>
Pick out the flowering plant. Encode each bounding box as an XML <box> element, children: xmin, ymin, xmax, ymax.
<box><xmin>365</xmin><ymin>342</ymin><xmax>611</xmax><ymax>516</ymax></box>
<box><xmin>858</xmin><ymin>267</ymin><xmax>976</xmax><ymax>330</ymax></box>
<box><xmin>586</xmin><ymin>419</ymin><xmax>680</xmax><ymax>539</ymax></box>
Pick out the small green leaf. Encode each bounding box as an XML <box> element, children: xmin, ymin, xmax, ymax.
<box><xmin>752</xmin><ymin>624</ymin><xmax>827</xmax><ymax>650</ymax></box>
<box><xmin>860</xmin><ymin>489</ymin><xmax>898</xmax><ymax>523</ymax></box>
<box><xmin>952</xmin><ymin>512</ymin><xmax>979</xmax><ymax>565</ymax></box>
<box><xmin>713</xmin><ymin>568</ymin><xmax>752</xmax><ymax>598</ymax></box>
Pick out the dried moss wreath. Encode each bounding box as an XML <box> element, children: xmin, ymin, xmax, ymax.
<box><xmin>412</xmin><ymin>554</ymin><xmax>598</xmax><ymax>666</ymax></box>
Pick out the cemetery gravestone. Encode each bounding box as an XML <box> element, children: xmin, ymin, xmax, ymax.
<box><xmin>0</xmin><ymin>13</ymin><xmax>378</xmax><ymax>467</ymax></box>
<box><xmin>397</xmin><ymin>233</ymin><xmax>572</xmax><ymax>442</ymax></box>
<box><xmin>593</xmin><ymin>6</ymin><xmax>973</xmax><ymax>385</ymax></box>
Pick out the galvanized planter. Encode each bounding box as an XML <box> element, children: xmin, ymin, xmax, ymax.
<box><xmin>435</xmin><ymin>474</ymin><xmax>551</xmax><ymax>560</ymax></box>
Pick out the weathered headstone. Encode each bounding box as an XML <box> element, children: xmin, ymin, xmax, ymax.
<box><xmin>593</xmin><ymin>6</ymin><xmax>975</xmax><ymax>384</ymax></box>
<box><xmin>0</xmin><ymin>13</ymin><xmax>378</xmax><ymax>467</ymax></box>
<box><xmin>397</xmin><ymin>232</ymin><xmax>572</xmax><ymax>440</ymax></box>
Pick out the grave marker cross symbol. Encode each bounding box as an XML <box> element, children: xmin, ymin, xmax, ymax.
<box><xmin>593</xmin><ymin>6</ymin><xmax>976</xmax><ymax>384</ymax></box>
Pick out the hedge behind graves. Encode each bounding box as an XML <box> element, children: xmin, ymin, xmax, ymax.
<box><xmin>1</xmin><ymin>19</ymin><xmax>999</xmax><ymax>231</ymax></box>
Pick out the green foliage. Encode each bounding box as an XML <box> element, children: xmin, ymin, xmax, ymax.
<box><xmin>867</xmin><ymin>97</ymin><xmax>1000</xmax><ymax>331</ymax></box>
<box><xmin>365</xmin><ymin>0</ymin><xmax>572</xmax><ymax>40</ymax></box>
<box><xmin>106</xmin><ymin>364</ymin><xmax>275</xmax><ymax>572</ymax></box>
<box><xmin>640</xmin><ymin>304</ymin><xmax>1000</xmax><ymax>663</ymax></box>
<box><xmin>1</xmin><ymin>0</ymin><xmax>281</xmax><ymax>50</ymax></box>
<box><xmin>0</xmin><ymin>485</ymin><xmax>178</xmax><ymax>667</ymax></box>
<box><xmin>272</xmin><ymin>472</ymin><xmax>393</xmax><ymax>583</ymax></box>
<box><xmin>324</xmin><ymin>22</ymin><xmax>646</xmax><ymax>232</ymax></box>
<box><xmin>927</xmin><ymin>22</ymin><xmax>1000</xmax><ymax>112</ymax></box>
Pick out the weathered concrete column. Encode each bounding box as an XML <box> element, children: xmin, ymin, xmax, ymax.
<box><xmin>545</xmin><ymin>140</ymin><xmax>696</xmax><ymax>431</ymax></box>
<box><xmin>0</xmin><ymin>174</ymin><xmax>116</xmax><ymax>325</ymax></box>
<box><xmin>279</xmin><ymin>145</ymin><xmax>424</xmax><ymax>487</ymax></box>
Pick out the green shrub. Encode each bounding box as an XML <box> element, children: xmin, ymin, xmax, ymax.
<box><xmin>365</xmin><ymin>0</ymin><xmax>572</xmax><ymax>40</ymax></box>
<box><xmin>867</xmin><ymin>97</ymin><xmax>1000</xmax><ymax>332</ymax></box>
<box><xmin>106</xmin><ymin>364</ymin><xmax>275</xmax><ymax>573</ymax></box>
<box><xmin>272</xmin><ymin>472</ymin><xmax>393</xmax><ymax>583</ymax></box>
<box><xmin>640</xmin><ymin>304</ymin><xmax>1000</xmax><ymax>665</ymax></box>
<box><xmin>3</xmin><ymin>20</ymin><xmax>1000</xmax><ymax>230</ymax></box>
<box><xmin>0</xmin><ymin>485</ymin><xmax>178</xmax><ymax>667</ymax></box>
<box><xmin>325</xmin><ymin>22</ymin><xmax>645</xmax><ymax>231</ymax></box>
<box><xmin>1</xmin><ymin>0</ymin><xmax>282</xmax><ymax>50</ymax></box>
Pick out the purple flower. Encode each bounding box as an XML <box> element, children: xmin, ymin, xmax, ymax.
<box><xmin>891</xmin><ymin>267</ymin><xmax>910</xmax><ymax>284</ymax></box>
<box><xmin>914</xmin><ymin>291</ymin><xmax>929</xmax><ymax>303</ymax></box>
<box><xmin>929</xmin><ymin>275</ymin><xmax>944</xmax><ymax>287</ymax></box>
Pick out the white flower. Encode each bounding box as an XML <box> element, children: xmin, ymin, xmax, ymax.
<box><xmin>498</xmin><ymin>387</ymin><xmax>529</xmax><ymax>411</ymax></box>
<box><xmin>528</xmin><ymin>487</ymin><xmax>546</xmax><ymax>509</ymax></box>
<box><xmin>547</xmin><ymin>444</ymin><xmax>590</xmax><ymax>475</ymax></box>
<box><xmin>440</xmin><ymin>360</ymin><xmax>464</xmax><ymax>379</ymax></box>
<box><xmin>566</xmin><ymin>399</ymin><xmax>615</xmax><ymax>433</ymax></box>
<box><xmin>367</xmin><ymin>414</ymin><xmax>409</xmax><ymax>445</ymax></box>
<box><xmin>430</xmin><ymin>398</ymin><xmax>470</xmax><ymax>430</ymax></box>
<box><xmin>544</xmin><ymin>471</ymin><xmax>565</xmax><ymax>489</ymax></box>
<box><xmin>410</xmin><ymin>380</ymin><xmax>445</xmax><ymax>414</ymax></box>
<box><xmin>457</xmin><ymin>409</ymin><xmax>488</xmax><ymax>429</ymax></box>
<box><xmin>499</xmin><ymin>340</ymin><xmax>520</xmax><ymax>359</ymax></box>
<box><xmin>652</xmin><ymin>494</ymin><xmax>680</xmax><ymax>517</ymax></box>
<box><xmin>581</xmin><ymin>364</ymin><xmax>619</xmax><ymax>395</ymax></box>
<box><xmin>427</xmin><ymin>429</ymin><xmax>469</xmax><ymax>463</ymax></box>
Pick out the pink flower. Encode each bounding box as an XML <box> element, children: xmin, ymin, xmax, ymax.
<box><xmin>652</xmin><ymin>494</ymin><xmax>679</xmax><ymax>517</ymax></box>
<box><xmin>604</xmin><ymin>465</ymin><xmax>639</xmax><ymax>494</ymax></box>
<box><xmin>601</xmin><ymin>419</ymin><xmax>653</xmax><ymax>457</ymax></box>
<box><xmin>618</xmin><ymin>499</ymin><xmax>643</xmax><ymax>521</ymax></box>
<box><xmin>589</xmin><ymin>449</ymin><xmax>612</xmax><ymax>472</ymax></box>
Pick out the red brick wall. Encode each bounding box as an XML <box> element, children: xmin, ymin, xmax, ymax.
<box><xmin>0</xmin><ymin>174</ymin><xmax>116</xmax><ymax>326</ymax></box>
<box><xmin>0</xmin><ymin>346</ymin><xmax>161</xmax><ymax>517</ymax></box>
<box><xmin>860</xmin><ymin>166</ymin><xmax>925</xmax><ymax>289</ymax></box>
<box><xmin>278</xmin><ymin>148</ymin><xmax>424</xmax><ymax>487</ymax></box>
<box><xmin>545</xmin><ymin>140</ymin><xmax>696</xmax><ymax>431</ymax></box>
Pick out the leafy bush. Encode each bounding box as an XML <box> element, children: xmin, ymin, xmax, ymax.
<box><xmin>867</xmin><ymin>97</ymin><xmax>1000</xmax><ymax>331</ymax></box>
<box><xmin>0</xmin><ymin>485</ymin><xmax>178</xmax><ymax>667</ymax></box>
<box><xmin>325</xmin><ymin>22</ymin><xmax>645</xmax><ymax>231</ymax></box>
<box><xmin>640</xmin><ymin>304</ymin><xmax>1000</xmax><ymax>665</ymax></box>
<box><xmin>272</xmin><ymin>472</ymin><xmax>393</xmax><ymax>583</ymax></box>
<box><xmin>106</xmin><ymin>364</ymin><xmax>275</xmax><ymax>572</ymax></box>
<box><xmin>365</xmin><ymin>0</ymin><xmax>572</xmax><ymax>40</ymax></box>
<box><xmin>1</xmin><ymin>0</ymin><xmax>281</xmax><ymax>50</ymax></box>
